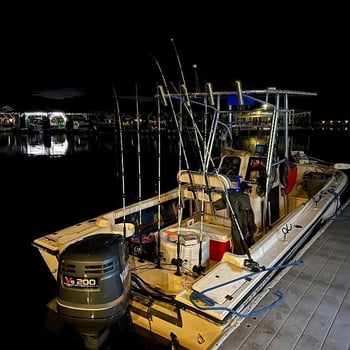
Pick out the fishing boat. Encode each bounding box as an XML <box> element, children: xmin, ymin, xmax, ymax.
<box><xmin>32</xmin><ymin>57</ymin><xmax>349</xmax><ymax>349</ymax></box>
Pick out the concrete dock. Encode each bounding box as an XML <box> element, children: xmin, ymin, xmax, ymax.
<box><xmin>219</xmin><ymin>199</ymin><xmax>350</xmax><ymax>350</ymax></box>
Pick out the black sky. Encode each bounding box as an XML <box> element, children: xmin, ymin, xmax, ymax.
<box><xmin>1</xmin><ymin>4</ymin><xmax>348</xmax><ymax>119</ymax></box>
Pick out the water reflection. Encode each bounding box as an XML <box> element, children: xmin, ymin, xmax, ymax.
<box><xmin>23</xmin><ymin>133</ymin><xmax>68</xmax><ymax>156</ymax></box>
<box><xmin>0</xmin><ymin>130</ymin><xmax>314</xmax><ymax>159</ymax></box>
<box><xmin>0</xmin><ymin>132</ymin><xmax>101</xmax><ymax>157</ymax></box>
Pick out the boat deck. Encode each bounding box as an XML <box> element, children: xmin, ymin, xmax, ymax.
<box><xmin>218</xmin><ymin>199</ymin><xmax>350</xmax><ymax>350</ymax></box>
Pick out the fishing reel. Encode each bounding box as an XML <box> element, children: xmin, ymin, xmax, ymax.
<box><xmin>171</xmin><ymin>257</ymin><xmax>185</xmax><ymax>276</ymax></box>
<box><xmin>244</xmin><ymin>258</ymin><xmax>264</xmax><ymax>272</ymax></box>
<box><xmin>133</xmin><ymin>245</ymin><xmax>145</xmax><ymax>262</ymax></box>
<box><xmin>192</xmin><ymin>264</ymin><xmax>206</xmax><ymax>276</ymax></box>
<box><xmin>171</xmin><ymin>257</ymin><xmax>184</xmax><ymax>267</ymax></box>
<box><xmin>133</xmin><ymin>245</ymin><xmax>143</xmax><ymax>255</ymax></box>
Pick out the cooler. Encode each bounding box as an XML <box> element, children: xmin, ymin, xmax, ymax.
<box><xmin>208</xmin><ymin>231</ymin><xmax>231</xmax><ymax>261</ymax></box>
<box><xmin>185</xmin><ymin>222</ymin><xmax>232</xmax><ymax>262</ymax></box>
<box><xmin>160</xmin><ymin>228</ymin><xmax>209</xmax><ymax>270</ymax></box>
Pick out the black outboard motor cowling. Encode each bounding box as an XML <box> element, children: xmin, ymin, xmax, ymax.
<box><xmin>57</xmin><ymin>233</ymin><xmax>131</xmax><ymax>347</ymax></box>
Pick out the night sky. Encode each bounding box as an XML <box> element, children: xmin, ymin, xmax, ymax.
<box><xmin>1</xmin><ymin>4</ymin><xmax>348</xmax><ymax>120</ymax></box>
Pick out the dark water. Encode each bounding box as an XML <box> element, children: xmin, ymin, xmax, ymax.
<box><xmin>2</xmin><ymin>129</ymin><xmax>350</xmax><ymax>349</ymax></box>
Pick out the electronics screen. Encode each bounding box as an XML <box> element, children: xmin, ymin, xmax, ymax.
<box><xmin>255</xmin><ymin>144</ymin><xmax>266</xmax><ymax>154</ymax></box>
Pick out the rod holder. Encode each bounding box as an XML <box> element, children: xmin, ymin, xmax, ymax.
<box><xmin>235</xmin><ymin>80</ymin><xmax>244</xmax><ymax>106</ymax></box>
<box><xmin>180</xmin><ymin>84</ymin><xmax>190</xmax><ymax>106</ymax></box>
<box><xmin>205</xmin><ymin>82</ymin><xmax>215</xmax><ymax>106</ymax></box>
<box><xmin>157</xmin><ymin>85</ymin><xmax>167</xmax><ymax>107</ymax></box>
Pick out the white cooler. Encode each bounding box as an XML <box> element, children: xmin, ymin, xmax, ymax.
<box><xmin>160</xmin><ymin>227</ymin><xmax>209</xmax><ymax>270</ymax></box>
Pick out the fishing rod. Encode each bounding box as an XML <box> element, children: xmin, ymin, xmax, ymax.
<box><xmin>174</xmin><ymin>96</ymin><xmax>184</xmax><ymax>276</ymax></box>
<box><xmin>171</xmin><ymin>74</ymin><xmax>260</xmax><ymax>270</ymax></box>
<box><xmin>193</xmin><ymin>86</ymin><xmax>216</xmax><ymax>275</ymax></box>
<box><xmin>135</xmin><ymin>82</ymin><xmax>144</xmax><ymax>262</ymax></box>
<box><xmin>174</xmin><ymin>77</ymin><xmax>259</xmax><ymax>271</ymax></box>
<box><xmin>112</xmin><ymin>86</ymin><xmax>127</xmax><ymax>239</ymax></box>
<box><xmin>161</xmin><ymin>41</ymin><xmax>203</xmax><ymax>274</ymax></box>
<box><xmin>196</xmin><ymin>87</ymin><xmax>211</xmax><ymax>275</ymax></box>
<box><xmin>169</xmin><ymin>82</ymin><xmax>206</xmax><ymax>166</ymax></box>
<box><xmin>168</xmin><ymin>78</ymin><xmax>227</xmax><ymax>177</ymax></box>
<box><xmin>203</xmin><ymin>83</ymin><xmax>221</xmax><ymax>172</ymax></box>
<box><xmin>171</xmin><ymin>38</ymin><xmax>211</xmax><ymax>273</ymax></box>
<box><xmin>171</xmin><ymin>38</ymin><xmax>205</xmax><ymax>170</ymax></box>
<box><xmin>170</xmin><ymin>84</ymin><xmax>219</xmax><ymax>172</ymax></box>
<box><xmin>195</xmin><ymin>112</ymin><xmax>223</xmax><ymax>275</ymax></box>
<box><xmin>149</xmin><ymin>52</ymin><xmax>189</xmax><ymax>169</ymax></box>
<box><xmin>149</xmin><ymin>51</ymin><xmax>191</xmax><ymax>275</ymax></box>
<box><xmin>151</xmin><ymin>49</ymin><xmax>218</xmax><ymax>275</ymax></box>
<box><xmin>155</xmin><ymin>89</ymin><xmax>162</xmax><ymax>269</ymax></box>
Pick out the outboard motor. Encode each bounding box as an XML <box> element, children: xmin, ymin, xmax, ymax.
<box><xmin>57</xmin><ymin>233</ymin><xmax>131</xmax><ymax>349</ymax></box>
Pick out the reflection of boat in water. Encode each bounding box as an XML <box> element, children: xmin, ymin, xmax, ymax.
<box><xmin>32</xmin><ymin>67</ymin><xmax>349</xmax><ymax>349</ymax></box>
<box><xmin>0</xmin><ymin>131</ymin><xmax>120</xmax><ymax>157</ymax></box>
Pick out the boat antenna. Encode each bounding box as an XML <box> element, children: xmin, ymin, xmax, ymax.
<box><xmin>193</xmin><ymin>64</ymin><xmax>200</xmax><ymax>93</ymax></box>
<box><xmin>135</xmin><ymin>82</ymin><xmax>144</xmax><ymax>262</ymax></box>
<box><xmin>112</xmin><ymin>86</ymin><xmax>127</xmax><ymax>239</ymax></box>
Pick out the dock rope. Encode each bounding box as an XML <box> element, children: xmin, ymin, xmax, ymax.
<box><xmin>190</xmin><ymin>259</ymin><xmax>303</xmax><ymax>318</ymax></box>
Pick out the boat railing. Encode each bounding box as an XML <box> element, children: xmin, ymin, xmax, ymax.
<box><xmin>178</xmin><ymin>170</ymin><xmax>232</xmax><ymax>201</ymax></box>
<box><xmin>177</xmin><ymin>169</ymin><xmax>234</xmax><ymax>227</ymax></box>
